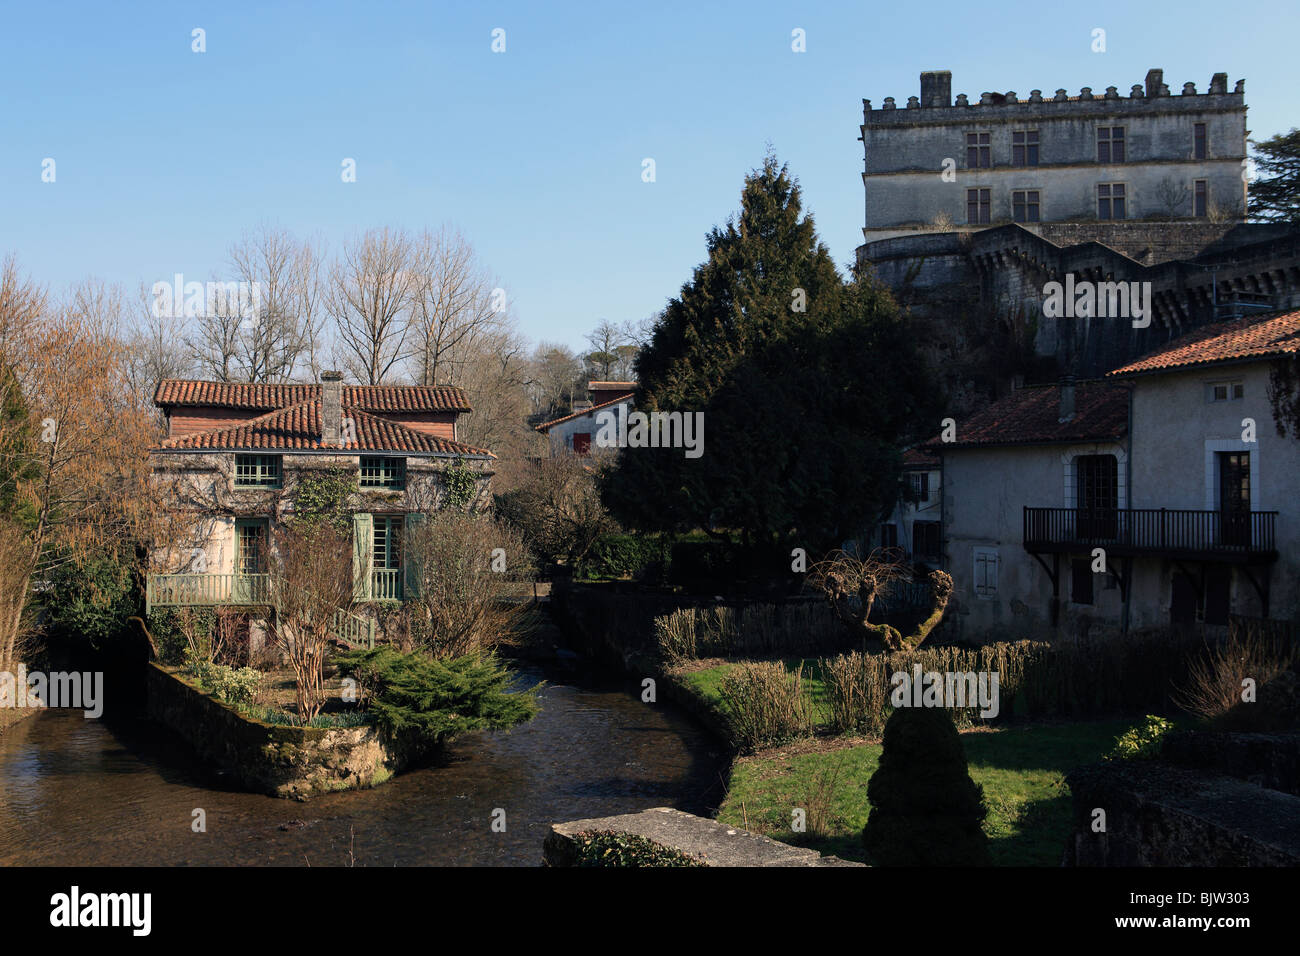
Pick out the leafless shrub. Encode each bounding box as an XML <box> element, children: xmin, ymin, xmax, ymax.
<box><xmin>1172</xmin><ymin>621</ymin><xmax>1296</xmax><ymax>722</ymax></box>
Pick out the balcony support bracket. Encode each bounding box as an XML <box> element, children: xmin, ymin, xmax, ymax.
<box><xmin>1028</xmin><ymin>551</ymin><xmax>1061</xmax><ymax>627</ymax></box>
<box><xmin>1238</xmin><ymin>566</ymin><xmax>1272</xmax><ymax>618</ymax></box>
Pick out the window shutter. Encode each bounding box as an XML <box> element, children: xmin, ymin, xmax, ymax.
<box><xmin>353</xmin><ymin>513</ymin><xmax>373</xmax><ymax>600</ymax></box>
<box><xmin>404</xmin><ymin>512</ymin><xmax>425</xmax><ymax>599</ymax></box>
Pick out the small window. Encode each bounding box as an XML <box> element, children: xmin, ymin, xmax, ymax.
<box><xmin>1012</xmin><ymin>190</ymin><xmax>1040</xmax><ymax>223</ymax></box>
<box><xmin>966</xmin><ymin>188</ymin><xmax>991</xmax><ymax>224</ymax></box>
<box><xmin>1194</xmin><ymin>180</ymin><xmax>1208</xmax><ymax>218</ymax></box>
<box><xmin>1207</xmin><ymin>381</ymin><xmax>1243</xmax><ymax>402</ymax></box>
<box><xmin>234</xmin><ymin>454</ymin><xmax>282</xmax><ymax>487</ymax></box>
<box><xmin>1098</xmin><ymin>183</ymin><xmax>1126</xmax><ymax>220</ymax></box>
<box><xmin>973</xmin><ymin>548</ymin><xmax>999</xmax><ymax>599</ymax></box>
<box><xmin>572</xmin><ymin>432</ymin><xmax>592</xmax><ymax>455</ymax></box>
<box><xmin>360</xmin><ymin>456</ymin><xmax>406</xmax><ymax>489</ymax></box>
<box><xmin>1012</xmin><ymin>130</ymin><xmax>1039</xmax><ymax>167</ymax></box>
<box><xmin>908</xmin><ymin>472</ymin><xmax>930</xmax><ymax>502</ymax></box>
<box><xmin>1098</xmin><ymin>127</ymin><xmax>1125</xmax><ymax>163</ymax></box>
<box><xmin>1193</xmin><ymin>123</ymin><xmax>1207</xmax><ymax>160</ymax></box>
<box><xmin>966</xmin><ymin>132</ymin><xmax>991</xmax><ymax>168</ymax></box>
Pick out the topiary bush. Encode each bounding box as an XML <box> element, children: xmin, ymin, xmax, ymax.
<box><xmin>862</xmin><ymin>706</ymin><xmax>993</xmax><ymax>866</ymax></box>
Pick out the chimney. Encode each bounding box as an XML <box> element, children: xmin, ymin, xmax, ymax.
<box><xmin>1145</xmin><ymin>68</ymin><xmax>1163</xmax><ymax>98</ymax></box>
<box><xmin>1058</xmin><ymin>375</ymin><xmax>1076</xmax><ymax>424</ymax></box>
<box><xmin>321</xmin><ymin>371</ymin><xmax>343</xmax><ymax>447</ymax></box>
<box><xmin>920</xmin><ymin>70</ymin><xmax>952</xmax><ymax>108</ymax></box>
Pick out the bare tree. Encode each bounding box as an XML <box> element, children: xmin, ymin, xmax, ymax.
<box><xmin>269</xmin><ymin>523</ymin><xmax>354</xmax><ymax>724</ymax></box>
<box><xmin>584</xmin><ymin>319</ymin><xmax>626</xmax><ymax>379</ymax></box>
<box><xmin>123</xmin><ymin>282</ymin><xmax>191</xmax><ymax>419</ymax></box>
<box><xmin>527</xmin><ymin>342</ymin><xmax>585</xmax><ymax>420</ymax></box>
<box><xmin>408</xmin><ymin>227</ymin><xmax>504</xmax><ymax>387</ymax></box>
<box><xmin>227</xmin><ymin>225</ymin><xmax>324</xmax><ymax>383</ymax></box>
<box><xmin>184</xmin><ymin>277</ymin><xmax>243</xmax><ymax>382</ymax></box>
<box><xmin>328</xmin><ymin>227</ymin><xmax>418</xmax><ymax>385</ymax></box>
<box><xmin>450</xmin><ymin>326</ymin><xmax>540</xmax><ymax>459</ymax></box>
<box><xmin>808</xmin><ymin>549</ymin><xmax>953</xmax><ymax>652</ymax></box>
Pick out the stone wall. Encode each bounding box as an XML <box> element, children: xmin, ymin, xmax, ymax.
<box><xmin>145</xmin><ymin>663</ymin><xmax>426</xmax><ymax>800</ymax></box>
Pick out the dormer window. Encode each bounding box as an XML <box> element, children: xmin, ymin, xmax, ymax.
<box><xmin>360</xmin><ymin>456</ymin><xmax>406</xmax><ymax>489</ymax></box>
<box><xmin>234</xmin><ymin>454</ymin><xmax>282</xmax><ymax>487</ymax></box>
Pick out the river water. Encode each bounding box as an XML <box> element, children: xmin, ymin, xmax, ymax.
<box><xmin>0</xmin><ymin>665</ymin><xmax>725</xmax><ymax>866</ymax></box>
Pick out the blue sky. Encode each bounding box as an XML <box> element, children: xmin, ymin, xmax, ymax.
<box><xmin>1</xmin><ymin>0</ymin><xmax>1293</xmax><ymax>353</ymax></box>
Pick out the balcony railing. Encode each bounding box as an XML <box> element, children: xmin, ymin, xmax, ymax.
<box><xmin>146</xmin><ymin>573</ymin><xmax>271</xmax><ymax>613</ymax></box>
<box><xmin>1023</xmin><ymin>507</ymin><xmax>1278</xmax><ymax>559</ymax></box>
<box><xmin>372</xmin><ymin>569</ymin><xmax>403</xmax><ymax>601</ymax></box>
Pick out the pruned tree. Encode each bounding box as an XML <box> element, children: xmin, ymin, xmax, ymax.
<box><xmin>808</xmin><ymin>549</ymin><xmax>953</xmax><ymax>651</ymax></box>
<box><xmin>269</xmin><ymin>522</ymin><xmax>354</xmax><ymax>724</ymax></box>
<box><xmin>328</xmin><ymin>227</ymin><xmax>418</xmax><ymax>385</ymax></box>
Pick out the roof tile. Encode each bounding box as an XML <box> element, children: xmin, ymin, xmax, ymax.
<box><xmin>1108</xmin><ymin>309</ymin><xmax>1300</xmax><ymax>377</ymax></box>
<box><xmin>154</xmin><ymin>379</ymin><xmax>471</xmax><ymax>413</ymax></box>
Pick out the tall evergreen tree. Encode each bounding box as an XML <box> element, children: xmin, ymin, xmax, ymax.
<box><xmin>1249</xmin><ymin>129</ymin><xmax>1300</xmax><ymax>223</ymax></box>
<box><xmin>602</xmin><ymin>155</ymin><xmax>938</xmax><ymax>560</ymax></box>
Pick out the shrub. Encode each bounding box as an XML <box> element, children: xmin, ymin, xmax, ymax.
<box><xmin>569</xmin><ymin>830</ymin><xmax>706</xmax><ymax>867</ymax></box>
<box><xmin>1105</xmin><ymin>714</ymin><xmax>1175</xmax><ymax>761</ymax></box>
<box><xmin>577</xmin><ymin>533</ymin><xmax>666</xmax><ymax>581</ymax></box>
<box><xmin>822</xmin><ymin>651</ymin><xmax>890</xmax><ymax>736</ymax></box>
<box><xmin>334</xmin><ymin>646</ymin><xmax>540</xmax><ymax>745</ymax></box>
<box><xmin>1172</xmin><ymin>623</ymin><xmax>1297</xmax><ymax>726</ymax></box>
<box><xmin>148</xmin><ymin>608</ymin><xmax>215</xmax><ymax>666</ymax></box>
<box><xmin>717</xmin><ymin>660</ymin><xmax>815</xmax><ymax>750</ymax></box>
<box><xmin>43</xmin><ymin>550</ymin><xmax>138</xmax><ymax>651</ymax></box>
<box><xmin>195</xmin><ymin>662</ymin><xmax>265</xmax><ymax>707</ymax></box>
<box><xmin>862</xmin><ymin>707</ymin><xmax>992</xmax><ymax>866</ymax></box>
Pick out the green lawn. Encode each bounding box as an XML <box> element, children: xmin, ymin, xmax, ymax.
<box><xmin>679</xmin><ymin>657</ymin><xmax>835</xmax><ymax>726</ymax></box>
<box><xmin>716</xmin><ymin>718</ymin><xmax>1147</xmax><ymax>865</ymax></box>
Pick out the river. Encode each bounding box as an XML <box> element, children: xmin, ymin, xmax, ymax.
<box><xmin>0</xmin><ymin>664</ymin><xmax>726</xmax><ymax>866</ymax></box>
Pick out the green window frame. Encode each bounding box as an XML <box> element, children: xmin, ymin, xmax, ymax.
<box><xmin>372</xmin><ymin>515</ymin><xmax>403</xmax><ymax>571</ymax></box>
<box><xmin>360</xmin><ymin>456</ymin><xmax>406</xmax><ymax>489</ymax></box>
<box><xmin>235</xmin><ymin>518</ymin><xmax>268</xmax><ymax>575</ymax></box>
<box><xmin>234</xmin><ymin>454</ymin><xmax>282</xmax><ymax>488</ymax></box>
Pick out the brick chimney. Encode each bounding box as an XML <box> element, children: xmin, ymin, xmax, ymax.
<box><xmin>920</xmin><ymin>70</ymin><xmax>952</xmax><ymax>108</ymax></box>
<box><xmin>320</xmin><ymin>371</ymin><xmax>343</xmax><ymax>447</ymax></box>
<box><xmin>1058</xmin><ymin>374</ymin><xmax>1076</xmax><ymax>424</ymax></box>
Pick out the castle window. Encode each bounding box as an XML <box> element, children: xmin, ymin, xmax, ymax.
<box><xmin>1097</xmin><ymin>127</ymin><xmax>1125</xmax><ymax>163</ymax></box>
<box><xmin>1194</xmin><ymin>180</ymin><xmax>1208</xmax><ymax>217</ymax></box>
<box><xmin>1194</xmin><ymin>123</ymin><xmax>1207</xmax><ymax>160</ymax></box>
<box><xmin>1012</xmin><ymin>130</ymin><xmax>1039</xmax><ymax>167</ymax></box>
<box><xmin>1012</xmin><ymin>190</ymin><xmax>1040</xmax><ymax>223</ymax></box>
<box><xmin>1097</xmin><ymin>183</ymin><xmax>1126</xmax><ymax>220</ymax></box>
<box><xmin>966</xmin><ymin>132</ymin><xmax>991</xmax><ymax>168</ymax></box>
<box><xmin>966</xmin><ymin>188</ymin><xmax>991</xmax><ymax>224</ymax></box>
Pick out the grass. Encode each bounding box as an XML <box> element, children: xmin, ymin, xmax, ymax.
<box><xmin>716</xmin><ymin>718</ymin><xmax>1150</xmax><ymax>865</ymax></box>
<box><xmin>679</xmin><ymin>657</ymin><xmax>836</xmax><ymax>727</ymax></box>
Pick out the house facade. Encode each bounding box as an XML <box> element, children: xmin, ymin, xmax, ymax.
<box><xmin>146</xmin><ymin>372</ymin><xmax>495</xmax><ymax>630</ymax></box>
<box><xmin>535</xmin><ymin>380</ymin><xmax>635</xmax><ymax>456</ymax></box>
<box><xmin>879</xmin><ymin>447</ymin><xmax>943</xmax><ymax>565</ymax></box>
<box><xmin>930</xmin><ymin>310</ymin><xmax>1300</xmax><ymax>642</ymax></box>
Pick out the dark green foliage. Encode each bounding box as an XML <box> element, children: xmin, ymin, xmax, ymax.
<box><xmin>577</xmin><ymin>533</ymin><xmax>667</xmax><ymax>580</ymax></box>
<box><xmin>862</xmin><ymin>707</ymin><xmax>993</xmax><ymax>866</ymax></box>
<box><xmin>1249</xmin><ymin>128</ymin><xmax>1300</xmax><ymax>222</ymax></box>
<box><xmin>43</xmin><ymin>551</ymin><xmax>139</xmax><ymax>650</ymax></box>
<box><xmin>333</xmin><ymin>646</ymin><xmax>539</xmax><ymax>744</ymax></box>
<box><xmin>147</xmin><ymin>608</ymin><xmax>214</xmax><ymax>665</ymax></box>
<box><xmin>570</xmin><ymin>830</ymin><xmax>707</xmax><ymax>867</ymax></box>
<box><xmin>293</xmin><ymin>466</ymin><xmax>355</xmax><ymax>533</ymax></box>
<box><xmin>602</xmin><ymin>153</ymin><xmax>938</xmax><ymax>561</ymax></box>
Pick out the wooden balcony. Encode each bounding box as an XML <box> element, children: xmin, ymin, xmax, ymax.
<box><xmin>1023</xmin><ymin>507</ymin><xmax>1279</xmax><ymax>562</ymax></box>
<box><xmin>371</xmin><ymin>569</ymin><xmax>403</xmax><ymax>601</ymax></box>
<box><xmin>146</xmin><ymin>573</ymin><xmax>271</xmax><ymax>613</ymax></box>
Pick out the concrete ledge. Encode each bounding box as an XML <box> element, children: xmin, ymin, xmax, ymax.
<box><xmin>545</xmin><ymin>807</ymin><xmax>863</xmax><ymax>867</ymax></box>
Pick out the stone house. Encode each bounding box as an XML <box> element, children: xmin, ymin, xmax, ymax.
<box><xmin>145</xmin><ymin>373</ymin><xmax>495</xmax><ymax>637</ymax></box>
<box><xmin>535</xmin><ymin>380</ymin><xmax>635</xmax><ymax>456</ymax></box>
<box><xmin>929</xmin><ymin>309</ymin><xmax>1300</xmax><ymax>642</ymax></box>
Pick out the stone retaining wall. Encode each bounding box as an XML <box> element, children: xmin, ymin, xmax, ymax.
<box><xmin>146</xmin><ymin>663</ymin><xmax>424</xmax><ymax>800</ymax></box>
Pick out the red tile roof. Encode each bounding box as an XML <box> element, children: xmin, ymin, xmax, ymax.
<box><xmin>154</xmin><ymin>379</ymin><xmax>471</xmax><ymax>413</ymax></box>
<box><xmin>929</xmin><ymin>381</ymin><xmax>1129</xmax><ymax>450</ymax></box>
<box><xmin>157</xmin><ymin>400</ymin><xmax>493</xmax><ymax>457</ymax></box>
<box><xmin>1107</xmin><ymin>309</ymin><xmax>1300</xmax><ymax>378</ymax></box>
<box><xmin>903</xmin><ymin>446</ymin><xmax>941</xmax><ymax>468</ymax></box>
<box><xmin>535</xmin><ymin>392</ymin><xmax>634</xmax><ymax>432</ymax></box>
